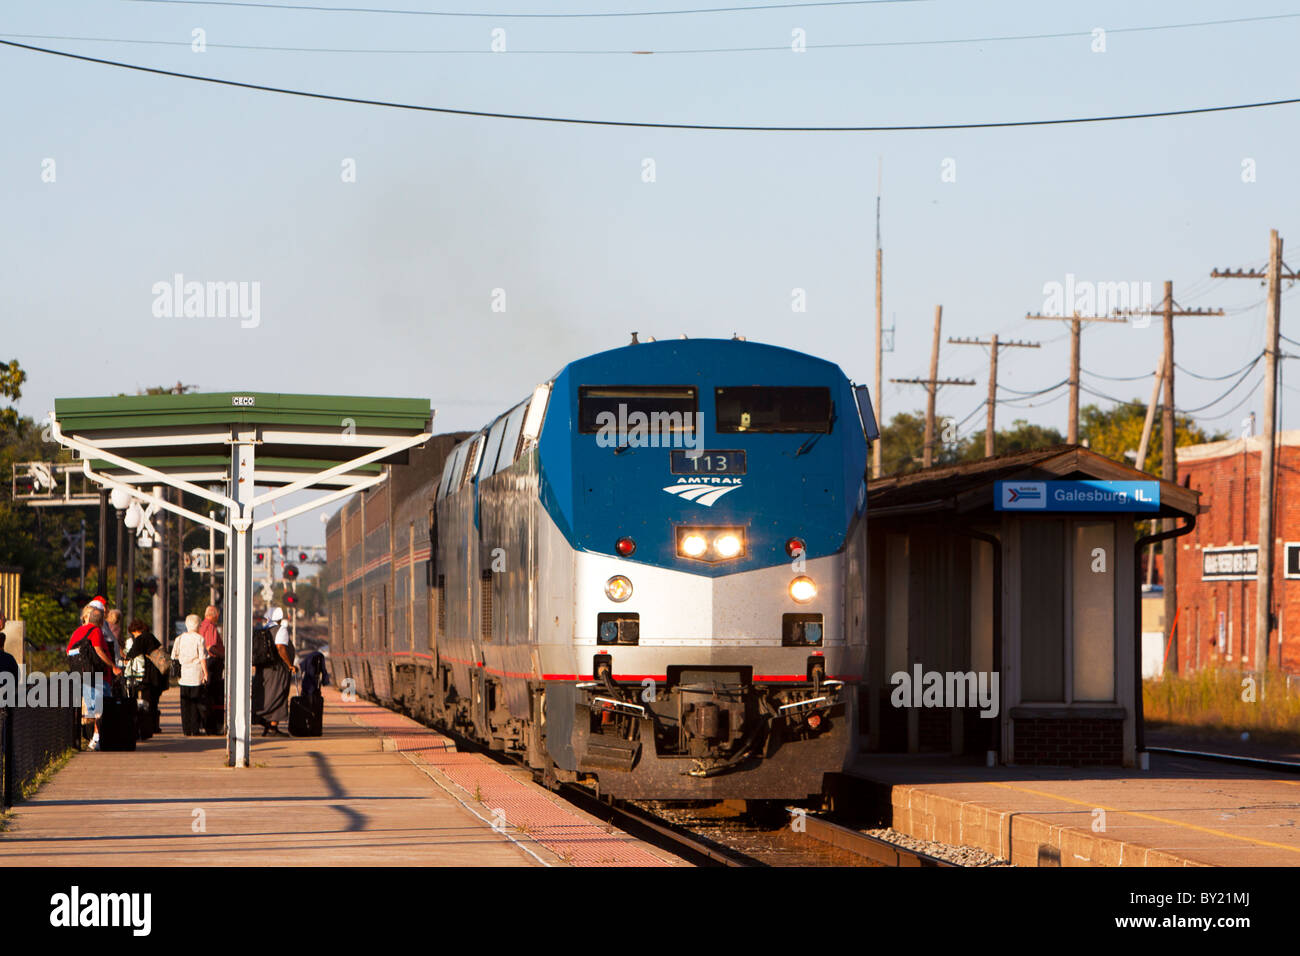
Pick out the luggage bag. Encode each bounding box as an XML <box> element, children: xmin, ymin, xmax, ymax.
<box><xmin>288</xmin><ymin>694</ymin><xmax>323</xmax><ymax>737</ymax></box>
<box><xmin>100</xmin><ymin>695</ymin><xmax>138</xmax><ymax>751</ymax></box>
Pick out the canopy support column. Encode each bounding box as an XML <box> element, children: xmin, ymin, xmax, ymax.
<box><xmin>227</xmin><ymin>436</ymin><xmax>256</xmax><ymax>768</ymax></box>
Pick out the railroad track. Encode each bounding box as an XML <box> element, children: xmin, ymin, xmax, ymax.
<box><xmin>793</xmin><ymin>811</ymin><xmax>956</xmax><ymax>867</ymax></box>
<box><xmin>1146</xmin><ymin>746</ymin><xmax>1300</xmax><ymax>774</ymax></box>
<box><xmin>375</xmin><ymin>699</ymin><xmax>957</xmax><ymax>867</ymax></box>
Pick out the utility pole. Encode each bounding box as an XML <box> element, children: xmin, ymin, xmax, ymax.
<box><xmin>1119</xmin><ymin>284</ymin><xmax>1227</xmax><ymax>674</ymax></box>
<box><xmin>1025</xmin><ymin>311</ymin><xmax>1129</xmax><ymax>443</ymax></box>
<box><xmin>891</xmin><ymin>305</ymin><xmax>975</xmax><ymax>468</ymax></box>
<box><xmin>949</xmin><ymin>334</ymin><xmax>1040</xmax><ymax>457</ymax></box>
<box><xmin>1212</xmin><ymin>230</ymin><xmax>1300</xmax><ymax>673</ymax></box>
<box><xmin>1135</xmin><ymin>351</ymin><xmax>1166</xmax><ymax>472</ymax></box>
<box><xmin>873</xmin><ymin>158</ymin><xmax>884</xmax><ymax>479</ymax></box>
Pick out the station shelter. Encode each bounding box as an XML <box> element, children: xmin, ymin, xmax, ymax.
<box><xmin>48</xmin><ymin>392</ymin><xmax>431</xmax><ymax>767</ymax></box>
<box><xmin>863</xmin><ymin>445</ymin><xmax>1200</xmax><ymax>768</ymax></box>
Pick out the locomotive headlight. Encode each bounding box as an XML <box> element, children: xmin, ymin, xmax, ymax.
<box><xmin>789</xmin><ymin>576</ymin><xmax>817</xmax><ymax>604</ymax></box>
<box><xmin>713</xmin><ymin>532</ymin><xmax>743</xmax><ymax>558</ymax></box>
<box><xmin>679</xmin><ymin>533</ymin><xmax>709</xmax><ymax>558</ymax></box>
<box><xmin>605</xmin><ymin>575</ymin><xmax>634</xmax><ymax>602</ymax></box>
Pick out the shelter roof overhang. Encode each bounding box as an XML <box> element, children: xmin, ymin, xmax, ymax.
<box><xmin>868</xmin><ymin>444</ymin><xmax>1201</xmax><ymax>521</ymax></box>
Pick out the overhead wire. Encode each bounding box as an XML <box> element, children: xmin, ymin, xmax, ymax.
<box><xmin>5</xmin><ymin>37</ymin><xmax>1300</xmax><ymax>130</ymax></box>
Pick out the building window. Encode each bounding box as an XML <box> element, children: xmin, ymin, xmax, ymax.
<box><xmin>1019</xmin><ymin>519</ymin><xmax>1117</xmax><ymax>704</ymax></box>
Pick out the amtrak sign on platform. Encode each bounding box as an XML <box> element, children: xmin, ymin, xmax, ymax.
<box><xmin>995</xmin><ymin>480</ymin><xmax>1160</xmax><ymax>512</ymax></box>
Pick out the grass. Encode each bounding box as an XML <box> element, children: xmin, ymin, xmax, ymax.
<box><xmin>7</xmin><ymin>746</ymin><xmax>78</xmax><ymax>810</ymax></box>
<box><xmin>1143</xmin><ymin>668</ymin><xmax>1300</xmax><ymax>746</ymax></box>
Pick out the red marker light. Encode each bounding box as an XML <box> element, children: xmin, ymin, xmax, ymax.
<box><xmin>615</xmin><ymin>537</ymin><xmax>636</xmax><ymax>557</ymax></box>
<box><xmin>785</xmin><ymin>537</ymin><xmax>805</xmax><ymax>557</ymax></box>
<box><xmin>807</xmin><ymin>713</ymin><xmax>822</xmax><ymax>730</ymax></box>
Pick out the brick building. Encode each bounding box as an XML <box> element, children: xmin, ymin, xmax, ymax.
<box><xmin>1175</xmin><ymin>432</ymin><xmax>1300</xmax><ymax>675</ymax></box>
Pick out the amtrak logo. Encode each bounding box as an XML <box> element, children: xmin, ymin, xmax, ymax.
<box><xmin>1000</xmin><ymin>481</ymin><xmax>1046</xmax><ymax>509</ymax></box>
<box><xmin>663</xmin><ymin>478</ymin><xmax>741</xmax><ymax>507</ymax></box>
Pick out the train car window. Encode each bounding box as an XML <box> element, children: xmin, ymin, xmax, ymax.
<box><xmin>494</xmin><ymin>401</ymin><xmax>529</xmax><ymax>474</ymax></box>
<box><xmin>446</xmin><ymin>442</ymin><xmax>469</xmax><ymax>494</ymax></box>
<box><xmin>714</xmin><ymin>386</ymin><xmax>832</xmax><ymax>433</ymax></box>
<box><xmin>577</xmin><ymin>386</ymin><xmax>697</xmax><ymax>434</ymax></box>
<box><xmin>461</xmin><ymin>436</ymin><xmax>484</xmax><ymax>488</ymax></box>
<box><xmin>480</xmin><ymin>416</ymin><xmax>508</xmax><ymax>480</ymax></box>
<box><xmin>437</xmin><ymin>449</ymin><xmax>458</xmax><ymax>501</ymax></box>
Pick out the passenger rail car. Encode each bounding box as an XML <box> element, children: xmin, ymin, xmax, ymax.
<box><xmin>326</xmin><ymin>338</ymin><xmax>875</xmax><ymax>800</ymax></box>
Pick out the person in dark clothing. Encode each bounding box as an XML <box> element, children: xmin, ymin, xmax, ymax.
<box><xmin>0</xmin><ymin>611</ymin><xmax>18</xmax><ymax>684</ymax></box>
<box><xmin>299</xmin><ymin>650</ymin><xmax>329</xmax><ymax>699</ymax></box>
<box><xmin>254</xmin><ymin>607</ymin><xmax>295</xmax><ymax>735</ymax></box>
<box><xmin>123</xmin><ymin>620</ymin><xmax>166</xmax><ymax>734</ymax></box>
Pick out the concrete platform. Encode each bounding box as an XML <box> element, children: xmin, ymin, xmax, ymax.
<box><xmin>0</xmin><ymin>687</ymin><xmax>680</xmax><ymax>867</ymax></box>
<box><xmin>848</xmin><ymin>752</ymin><xmax>1300</xmax><ymax>867</ymax></box>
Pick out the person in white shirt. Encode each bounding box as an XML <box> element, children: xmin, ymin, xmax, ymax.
<box><xmin>254</xmin><ymin>607</ymin><xmax>297</xmax><ymax>736</ymax></box>
<box><xmin>170</xmin><ymin>615</ymin><xmax>208</xmax><ymax>736</ymax></box>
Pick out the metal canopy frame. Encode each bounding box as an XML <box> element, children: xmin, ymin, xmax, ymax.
<box><xmin>50</xmin><ymin>392</ymin><xmax>432</xmax><ymax>767</ymax></box>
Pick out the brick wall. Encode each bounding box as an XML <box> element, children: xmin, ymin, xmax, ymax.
<box><xmin>1176</xmin><ymin>438</ymin><xmax>1300</xmax><ymax>675</ymax></box>
<box><xmin>1012</xmin><ymin>713</ymin><xmax>1124</xmax><ymax>766</ymax></box>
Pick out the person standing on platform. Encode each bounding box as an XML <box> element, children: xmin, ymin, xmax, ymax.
<box><xmin>0</xmin><ymin>611</ymin><xmax>18</xmax><ymax>692</ymax></box>
<box><xmin>197</xmin><ymin>605</ymin><xmax>224</xmax><ymax>732</ymax></box>
<box><xmin>170</xmin><ymin>615</ymin><xmax>208</xmax><ymax>736</ymax></box>
<box><xmin>67</xmin><ymin>597</ymin><xmax>121</xmax><ymax>750</ymax></box>
<box><xmin>105</xmin><ymin>609</ymin><xmax>127</xmax><ymax>668</ymax></box>
<box><xmin>254</xmin><ymin>607</ymin><xmax>295</xmax><ymax>736</ymax></box>
<box><xmin>123</xmin><ymin>619</ymin><xmax>166</xmax><ymax>734</ymax></box>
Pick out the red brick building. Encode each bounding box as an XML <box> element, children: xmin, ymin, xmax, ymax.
<box><xmin>1175</xmin><ymin>432</ymin><xmax>1300</xmax><ymax>675</ymax></box>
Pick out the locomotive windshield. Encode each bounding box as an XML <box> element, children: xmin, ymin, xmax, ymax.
<box><xmin>578</xmin><ymin>386</ymin><xmax>697</xmax><ymax>433</ymax></box>
<box><xmin>714</xmin><ymin>386</ymin><xmax>832</xmax><ymax>433</ymax></box>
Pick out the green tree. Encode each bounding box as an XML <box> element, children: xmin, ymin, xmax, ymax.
<box><xmin>1079</xmin><ymin>401</ymin><xmax>1226</xmax><ymax>475</ymax></box>
<box><xmin>877</xmin><ymin>410</ymin><xmax>966</xmax><ymax>476</ymax></box>
<box><xmin>0</xmin><ymin>361</ymin><xmax>82</xmax><ymax>594</ymax></box>
<box><xmin>958</xmin><ymin>418</ymin><xmax>1064</xmax><ymax>461</ymax></box>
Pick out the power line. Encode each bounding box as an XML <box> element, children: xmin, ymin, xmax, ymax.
<box><xmin>124</xmin><ymin>0</ymin><xmax>919</xmax><ymax>18</ymax></box>
<box><xmin>997</xmin><ymin>379</ymin><xmax>1067</xmax><ymax>397</ymax></box>
<box><xmin>6</xmin><ymin>37</ymin><xmax>1300</xmax><ymax>131</ymax></box>
<box><xmin>1079</xmin><ymin>368</ymin><xmax>1152</xmax><ymax>382</ymax></box>
<box><xmin>15</xmin><ymin>10</ymin><xmax>1300</xmax><ymax>54</ymax></box>
<box><xmin>1174</xmin><ymin>351</ymin><xmax>1264</xmax><ymax>381</ymax></box>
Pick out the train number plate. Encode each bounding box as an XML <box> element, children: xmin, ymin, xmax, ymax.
<box><xmin>670</xmin><ymin>449</ymin><xmax>747</xmax><ymax>475</ymax></box>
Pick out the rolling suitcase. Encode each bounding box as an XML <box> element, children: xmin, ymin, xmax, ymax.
<box><xmin>136</xmin><ymin>699</ymin><xmax>153</xmax><ymax>741</ymax></box>
<box><xmin>100</xmin><ymin>695</ymin><xmax>138</xmax><ymax>751</ymax></box>
<box><xmin>288</xmin><ymin>694</ymin><xmax>323</xmax><ymax>737</ymax></box>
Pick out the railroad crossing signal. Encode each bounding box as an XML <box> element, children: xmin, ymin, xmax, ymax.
<box><xmin>283</xmin><ymin>564</ymin><xmax>299</xmax><ymax>581</ymax></box>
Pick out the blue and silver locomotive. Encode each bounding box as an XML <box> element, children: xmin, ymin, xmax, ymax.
<box><xmin>326</xmin><ymin>337</ymin><xmax>874</xmax><ymax>799</ymax></box>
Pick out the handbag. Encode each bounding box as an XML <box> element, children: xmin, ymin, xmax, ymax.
<box><xmin>146</xmin><ymin>647</ymin><xmax>170</xmax><ymax>677</ymax></box>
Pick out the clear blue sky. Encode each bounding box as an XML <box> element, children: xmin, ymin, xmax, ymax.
<box><xmin>4</xmin><ymin>0</ymin><xmax>1299</xmax><ymax>547</ymax></box>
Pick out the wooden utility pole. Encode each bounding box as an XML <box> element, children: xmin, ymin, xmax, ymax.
<box><xmin>891</xmin><ymin>305</ymin><xmax>975</xmax><ymax>468</ymax></box>
<box><xmin>873</xmin><ymin>159</ymin><xmax>884</xmax><ymax>479</ymax></box>
<box><xmin>1120</xmin><ymin>284</ymin><xmax>1227</xmax><ymax>674</ymax></box>
<box><xmin>1134</xmin><ymin>351</ymin><xmax>1166</xmax><ymax>472</ymax></box>
<box><xmin>949</xmin><ymin>334</ymin><xmax>1041</xmax><ymax>457</ymax></box>
<box><xmin>1212</xmin><ymin>231</ymin><xmax>1300</xmax><ymax>672</ymax></box>
<box><xmin>1025</xmin><ymin>311</ymin><xmax>1128</xmax><ymax>443</ymax></box>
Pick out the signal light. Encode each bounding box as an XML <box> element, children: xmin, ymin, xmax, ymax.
<box><xmin>789</xmin><ymin>576</ymin><xmax>817</xmax><ymax>604</ymax></box>
<box><xmin>285</xmin><ymin>593</ymin><xmax>297</xmax><ymax>606</ymax></box>
<box><xmin>615</xmin><ymin>537</ymin><xmax>636</xmax><ymax>557</ymax></box>
<box><xmin>604</xmin><ymin>575</ymin><xmax>633</xmax><ymax>602</ymax></box>
<box><xmin>299</xmin><ymin>551</ymin><xmax>308</xmax><ymax>562</ymax></box>
<box><xmin>785</xmin><ymin>538</ymin><xmax>805</xmax><ymax>557</ymax></box>
<box><xmin>807</xmin><ymin>713</ymin><xmax>822</xmax><ymax>730</ymax></box>
<box><xmin>284</xmin><ymin>564</ymin><xmax>299</xmax><ymax>580</ymax></box>
<box><xmin>255</xmin><ymin>552</ymin><xmax>264</xmax><ymax>564</ymax></box>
